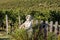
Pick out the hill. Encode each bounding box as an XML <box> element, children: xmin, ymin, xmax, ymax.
<box><xmin>0</xmin><ymin>0</ymin><xmax>60</xmax><ymax>11</ymax></box>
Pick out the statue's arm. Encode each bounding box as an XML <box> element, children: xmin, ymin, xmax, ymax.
<box><xmin>19</xmin><ymin>23</ymin><xmax>25</xmax><ymax>29</ymax></box>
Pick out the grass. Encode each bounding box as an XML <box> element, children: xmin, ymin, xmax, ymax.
<box><xmin>0</xmin><ymin>0</ymin><xmax>60</xmax><ymax>11</ymax></box>
<box><xmin>0</xmin><ymin>34</ymin><xmax>10</xmax><ymax>40</ymax></box>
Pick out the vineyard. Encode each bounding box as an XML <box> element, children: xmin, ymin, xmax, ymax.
<box><xmin>0</xmin><ymin>0</ymin><xmax>60</xmax><ymax>40</ymax></box>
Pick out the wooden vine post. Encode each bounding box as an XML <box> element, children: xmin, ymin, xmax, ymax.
<box><xmin>6</xmin><ymin>15</ymin><xmax>8</xmax><ymax>34</ymax></box>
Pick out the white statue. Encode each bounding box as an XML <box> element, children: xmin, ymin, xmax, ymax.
<box><xmin>19</xmin><ymin>15</ymin><xmax>33</xmax><ymax>38</ymax></box>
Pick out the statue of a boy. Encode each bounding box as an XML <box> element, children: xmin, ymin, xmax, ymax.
<box><xmin>19</xmin><ymin>15</ymin><xmax>33</xmax><ymax>39</ymax></box>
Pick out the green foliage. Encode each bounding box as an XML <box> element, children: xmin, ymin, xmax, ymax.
<box><xmin>0</xmin><ymin>0</ymin><xmax>60</xmax><ymax>27</ymax></box>
<box><xmin>0</xmin><ymin>0</ymin><xmax>60</xmax><ymax>10</ymax></box>
<box><xmin>47</xmin><ymin>32</ymin><xmax>57</xmax><ymax>40</ymax></box>
<box><xmin>49</xmin><ymin>10</ymin><xmax>60</xmax><ymax>23</ymax></box>
<box><xmin>0</xmin><ymin>0</ymin><xmax>60</xmax><ymax>40</ymax></box>
<box><xmin>11</xmin><ymin>29</ymin><xmax>28</xmax><ymax>40</ymax></box>
<box><xmin>0</xmin><ymin>9</ymin><xmax>60</xmax><ymax>28</ymax></box>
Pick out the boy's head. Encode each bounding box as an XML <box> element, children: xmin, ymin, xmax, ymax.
<box><xmin>26</xmin><ymin>15</ymin><xmax>32</xmax><ymax>21</ymax></box>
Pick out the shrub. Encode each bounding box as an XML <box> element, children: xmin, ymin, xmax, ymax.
<box><xmin>11</xmin><ymin>29</ymin><xmax>29</xmax><ymax>40</ymax></box>
<box><xmin>47</xmin><ymin>32</ymin><xmax>57</xmax><ymax>40</ymax></box>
